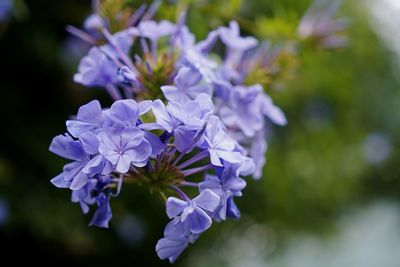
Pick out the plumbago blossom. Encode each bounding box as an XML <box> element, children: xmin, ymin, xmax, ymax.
<box><xmin>297</xmin><ymin>0</ymin><xmax>349</xmax><ymax>49</ymax></box>
<box><xmin>50</xmin><ymin>0</ymin><xmax>347</xmax><ymax>263</ymax></box>
<box><xmin>50</xmin><ymin>96</ymin><xmax>253</xmax><ymax>260</ymax></box>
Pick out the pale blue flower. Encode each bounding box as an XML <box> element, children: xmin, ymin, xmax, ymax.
<box><xmin>166</xmin><ymin>189</ymin><xmax>220</xmax><ymax>233</ymax></box>
<box><xmin>99</xmin><ymin>127</ymin><xmax>151</xmax><ymax>173</ymax></box>
<box><xmin>219</xmin><ymin>21</ymin><xmax>258</xmax><ymax>51</ymax></box>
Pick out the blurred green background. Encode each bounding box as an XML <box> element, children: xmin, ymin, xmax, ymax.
<box><xmin>1</xmin><ymin>0</ymin><xmax>400</xmax><ymax>266</ymax></box>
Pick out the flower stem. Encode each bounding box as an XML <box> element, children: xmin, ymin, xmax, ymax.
<box><xmin>180</xmin><ymin>181</ymin><xmax>198</xmax><ymax>187</ymax></box>
<box><xmin>182</xmin><ymin>164</ymin><xmax>213</xmax><ymax>177</ymax></box>
<box><xmin>178</xmin><ymin>150</ymin><xmax>209</xmax><ymax>169</ymax></box>
<box><xmin>106</xmin><ymin>84</ymin><xmax>123</xmax><ymax>101</ymax></box>
<box><xmin>170</xmin><ymin>185</ymin><xmax>190</xmax><ymax>202</ymax></box>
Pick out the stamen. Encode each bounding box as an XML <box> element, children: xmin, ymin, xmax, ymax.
<box><xmin>182</xmin><ymin>164</ymin><xmax>213</xmax><ymax>177</ymax></box>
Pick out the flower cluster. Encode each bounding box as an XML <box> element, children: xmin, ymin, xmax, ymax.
<box><xmin>70</xmin><ymin>8</ymin><xmax>287</xmax><ymax>177</ymax></box>
<box><xmin>297</xmin><ymin>0</ymin><xmax>349</xmax><ymax>49</ymax></box>
<box><xmin>50</xmin><ymin>0</ymin><xmax>347</xmax><ymax>263</ymax></box>
<box><xmin>51</xmin><ymin>95</ymin><xmax>253</xmax><ymax>261</ymax></box>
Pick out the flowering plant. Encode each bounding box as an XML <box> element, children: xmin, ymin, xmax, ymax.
<box><xmin>49</xmin><ymin>0</ymin><xmax>347</xmax><ymax>262</ymax></box>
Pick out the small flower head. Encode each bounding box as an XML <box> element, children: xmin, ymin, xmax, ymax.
<box><xmin>73</xmin><ymin>47</ymin><xmax>119</xmax><ymax>87</ymax></box>
<box><xmin>199</xmin><ymin>164</ymin><xmax>246</xmax><ymax>221</ymax></box>
<box><xmin>297</xmin><ymin>0</ymin><xmax>349</xmax><ymax>49</ymax></box>
<box><xmin>166</xmin><ymin>189</ymin><xmax>220</xmax><ymax>233</ymax></box>
<box><xmin>219</xmin><ymin>21</ymin><xmax>258</xmax><ymax>51</ymax></box>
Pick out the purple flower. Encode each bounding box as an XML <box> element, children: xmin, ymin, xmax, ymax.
<box><xmin>74</xmin><ymin>47</ymin><xmax>119</xmax><ymax>87</ymax></box>
<box><xmin>105</xmin><ymin>99</ymin><xmax>141</xmax><ymax>128</ymax></box>
<box><xmin>201</xmin><ymin>116</ymin><xmax>242</xmax><ymax>167</ymax></box>
<box><xmin>89</xmin><ymin>193</ymin><xmax>113</xmax><ymax>228</ymax></box>
<box><xmin>83</xmin><ymin>14</ymin><xmax>107</xmax><ymax>32</ymax></box>
<box><xmin>180</xmin><ymin>50</ymin><xmax>217</xmax><ymax>83</ymax></box>
<box><xmin>218</xmin><ymin>85</ymin><xmax>286</xmax><ymax>138</ymax></box>
<box><xmin>219</xmin><ymin>21</ymin><xmax>258</xmax><ymax>51</ymax></box>
<box><xmin>199</xmin><ymin>164</ymin><xmax>246</xmax><ymax>221</ymax></box>
<box><xmin>151</xmin><ymin>94</ymin><xmax>213</xmax><ymax>152</ymax></box>
<box><xmin>176</xmin><ymin>29</ymin><xmax>220</xmax><ymax>83</ymax></box>
<box><xmin>71</xmin><ymin>175</ymin><xmax>112</xmax><ymax>213</ymax></box>
<box><xmin>131</xmin><ymin>20</ymin><xmax>176</xmax><ymax>41</ymax></box>
<box><xmin>194</xmin><ymin>29</ymin><xmax>219</xmax><ymax>54</ymax></box>
<box><xmin>261</xmin><ymin>93</ymin><xmax>287</xmax><ymax>126</ymax></box>
<box><xmin>52</xmin><ymin>10</ymin><xmax>293</xmax><ymax>263</ymax></box>
<box><xmin>128</xmin><ymin>20</ymin><xmax>175</xmax><ymax>57</ymax></box>
<box><xmin>156</xmin><ymin>218</ymin><xmax>199</xmax><ymax>263</ymax></box>
<box><xmin>166</xmin><ymin>189</ymin><xmax>220</xmax><ymax>233</ymax></box>
<box><xmin>161</xmin><ymin>67</ymin><xmax>211</xmax><ymax>103</ymax></box>
<box><xmin>157</xmin><ymin>187</ymin><xmax>221</xmax><ymax>263</ymax></box>
<box><xmin>49</xmin><ymin>135</ymin><xmax>91</xmax><ymax>190</ymax></box>
<box><xmin>218</xmin><ymin>85</ymin><xmax>264</xmax><ymax>137</ymax></box>
<box><xmin>167</xmin><ymin>94</ymin><xmax>214</xmax><ymax>130</ymax></box>
<box><xmin>174</xmin><ymin>25</ymin><xmax>196</xmax><ymax>50</ymax></box>
<box><xmin>66</xmin><ymin>100</ymin><xmax>104</xmax><ymax>137</ymax></box>
<box><xmin>250</xmin><ymin>130</ymin><xmax>268</xmax><ymax>179</ymax></box>
<box><xmin>212</xmin><ymin>78</ymin><xmax>233</xmax><ymax>101</ymax></box>
<box><xmin>104</xmin><ymin>100</ymin><xmax>161</xmax><ymax>157</ymax></box>
<box><xmin>150</xmin><ymin>100</ymin><xmax>180</xmax><ymax>133</ymax></box>
<box><xmin>99</xmin><ymin>127</ymin><xmax>152</xmax><ymax>173</ymax></box>
<box><xmin>297</xmin><ymin>0</ymin><xmax>348</xmax><ymax>49</ymax></box>
<box><xmin>71</xmin><ymin>179</ymin><xmax>97</xmax><ymax>214</ymax></box>
<box><xmin>225</xmin><ymin>197</ymin><xmax>241</xmax><ymax>219</ymax></box>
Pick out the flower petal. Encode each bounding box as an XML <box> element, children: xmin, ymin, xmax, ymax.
<box><xmin>193</xmin><ymin>189</ymin><xmax>220</xmax><ymax>212</ymax></box>
<box><xmin>156</xmin><ymin>237</ymin><xmax>188</xmax><ymax>263</ymax></box>
<box><xmin>109</xmin><ymin>99</ymin><xmax>139</xmax><ymax>127</ymax></box>
<box><xmin>152</xmin><ymin>100</ymin><xmax>173</xmax><ymax>132</ymax></box>
<box><xmin>50</xmin><ymin>173</ymin><xmax>70</xmax><ymax>188</ymax></box>
<box><xmin>166</xmin><ymin>197</ymin><xmax>188</xmax><ymax>219</ymax></box>
<box><xmin>187</xmin><ymin>207</ymin><xmax>212</xmax><ymax>233</ymax></box>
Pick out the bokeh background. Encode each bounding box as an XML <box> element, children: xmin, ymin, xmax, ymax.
<box><xmin>1</xmin><ymin>0</ymin><xmax>400</xmax><ymax>266</ymax></box>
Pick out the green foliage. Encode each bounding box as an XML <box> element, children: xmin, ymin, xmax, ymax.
<box><xmin>255</xmin><ymin>15</ymin><xmax>298</xmax><ymax>41</ymax></box>
<box><xmin>100</xmin><ymin>0</ymin><xmax>133</xmax><ymax>32</ymax></box>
